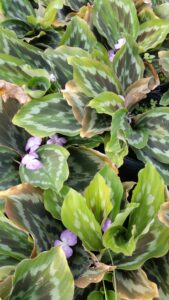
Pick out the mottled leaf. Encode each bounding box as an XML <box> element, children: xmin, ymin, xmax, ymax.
<box><xmin>84</xmin><ymin>173</ymin><xmax>112</xmax><ymax>224</ymax></box>
<box><xmin>116</xmin><ymin>268</ymin><xmax>159</xmax><ymax>300</ymax></box>
<box><xmin>88</xmin><ymin>92</ymin><xmax>124</xmax><ymax>116</ymax></box>
<box><xmin>160</xmin><ymin>91</ymin><xmax>169</xmax><ymax>106</ymax></box>
<box><xmin>68</xmin><ymin>56</ymin><xmax>122</xmax><ymax>97</ymax></box>
<box><xmin>93</xmin><ymin>0</ymin><xmax>139</xmax><ymax>48</ymax></box>
<box><xmin>20</xmin><ymin>144</ymin><xmax>69</xmax><ymax>191</ymax></box>
<box><xmin>12</xmin><ymin>93</ymin><xmax>80</xmax><ymax>137</ymax></box>
<box><xmin>113</xmin><ymin>35</ymin><xmax>144</xmax><ymax>91</ymax></box>
<box><xmin>137</xmin><ymin>19</ymin><xmax>169</xmax><ymax>53</ymax></box>
<box><xmin>61</xmin><ymin>188</ymin><xmax>103</xmax><ymax>251</ymax></box>
<box><xmin>10</xmin><ymin>247</ymin><xmax>74</xmax><ymax>300</ymax></box>
<box><xmin>65</xmin><ymin>0</ymin><xmax>88</xmax><ymax>11</ymax></box>
<box><xmin>61</xmin><ymin>16</ymin><xmax>97</xmax><ymax>52</ymax></box>
<box><xmin>1</xmin><ymin>0</ymin><xmax>35</xmax><ymax>22</ymax></box>
<box><xmin>0</xmin><ymin>184</ymin><xmax>63</xmax><ymax>251</ymax></box>
<box><xmin>159</xmin><ymin>50</ymin><xmax>169</xmax><ymax>78</ymax></box>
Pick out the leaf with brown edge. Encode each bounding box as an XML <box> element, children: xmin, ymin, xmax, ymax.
<box><xmin>0</xmin><ymin>80</ymin><xmax>30</xmax><ymax>104</ymax></box>
<box><xmin>125</xmin><ymin>76</ymin><xmax>159</xmax><ymax>110</ymax></box>
<box><xmin>0</xmin><ymin>183</ymin><xmax>63</xmax><ymax>252</ymax></box>
<box><xmin>62</xmin><ymin>80</ymin><xmax>90</xmax><ymax>124</ymax></box>
<box><xmin>158</xmin><ymin>202</ymin><xmax>169</xmax><ymax>228</ymax></box>
<box><xmin>75</xmin><ymin>261</ymin><xmax>116</xmax><ymax>288</ymax></box>
<box><xmin>115</xmin><ymin>268</ymin><xmax>159</xmax><ymax>300</ymax></box>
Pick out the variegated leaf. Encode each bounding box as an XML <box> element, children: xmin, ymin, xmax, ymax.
<box><xmin>0</xmin><ymin>184</ymin><xmax>63</xmax><ymax>252</ymax></box>
<box><xmin>81</xmin><ymin>108</ymin><xmax>111</xmax><ymax>138</ymax></box>
<box><xmin>20</xmin><ymin>144</ymin><xmax>69</xmax><ymax>191</ymax></box>
<box><xmin>10</xmin><ymin>247</ymin><xmax>74</xmax><ymax>300</ymax></box>
<box><xmin>65</xmin><ymin>0</ymin><xmax>88</xmax><ymax>11</ymax></box>
<box><xmin>137</xmin><ymin>19</ymin><xmax>169</xmax><ymax>53</ymax></box>
<box><xmin>0</xmin><ymin>276</ymin><xmax>13</xmax><ymax>300</ymax></box>
<box><xmin>129</xmin><ymin>163</ymin><xmax>165</xmax><ymax>237</ymax></box>
<box><xmin>61</xmin><ymin>188</ymin><xmax>103</xmax><ymax>251</ymax></box>
<box><xmin>113</xmin><ymin>35</ymin><xmax>144</xmax><ymax>91</ymax></box>
<box><xmin>105</xmin><ymin>109</ymin><xmax>128</xmax><ymax>166</ymax></box>
<box><xmin>160</xmin><ymin>91</ymin><xmax>169</xmax><ymax>106</ymax></box>
<box><xmin>114</xmin><ymin>218</ymin><xmax>169</xmax><ymax>270</ymax></box>
<box><xmin>69</xmin><ymin>244</ymin><xmax>91</xmax><ymax>280</ymax></box>
<box><xmin>116</xmin><ymin>268</ymin><xmax>159</xmax><ymax>300</ymax></box>
<box><xmin>1</xmin><ymin>0</ymin><xmax>35</xmax><ymax>22</ymax></box>
<box><xmin>67</xmin><ymin>134</ymin><xmax>103</xmax><ymax>148</ymax></box>
<box><xmin>142</xmin><ymin>137</ymin><xmax>169</xmax><ymax>164</ymax></box>
<box><xmin>154</xmin><ymin>3</ymin><xmax>169</xmax><ymax>20</ymax></box>
<box><xmin>84</xmin><ymin>173</ymin><xmax>112</xmax><ymax>224</ymax></box>
<box><xmin>68</xmin><ymin>56</ymin><xmax>122</xmax><ymax>97</ymax></box>
<box><xmin>0</xmin><ymin>146</ymin><xmax>20</xmax><ymax>190</ymax></box>
<box><xmin>0</xmin><ymin>211</ymin><xmax>33</xmax><ymax>265</ymax></box>
<box><xmin>159</xmin><ymin>50</ymin><xmax>169</xmax><ymax>78</ymax></box>
<box><xmin>60</xmin><ymin>16</ymin><xmax>97</xmax><ymax>52</ymax></box>
<box><xmin>0</xmin><ymin>28</ymin><xmax>52</xmax><ymax>71</ymax></box>
<box><xmin>12</xmin><ymin>93</ymin><xmax>80</xmax><ymax>137</ymax></box>
<box><xmin>46</xmin><ymin>46</ymin><xmax>89</xmax><ymax>88</ymax></box>
<box><xmin>143</xmin><ymin>252</ymin><xmax>169</xmax><ymax>300</ymax></box>
<box><xmin>134</xmin><ymin>148</ymin><xmax>169</xmax><ymax>184</ymax></box>
<box><xmin>62</xmin><ymin>80</ymin><xmax>90</xmax><ymax>124</ymax></box>
<box><xmin>1</xmin><ymin>19</ymin><xmax>32</xmax><ymax>39</ymax></box>
<box><xmin>127</xmin><ymin>127</ymin><xmax>149</xmax><ymax>149</ymax></box>
<box><xmin>92</xmin><ymin>0</ymin><xmax>139</xmax><ymax>48</ymax></box>
<box><xmin>88</xmin><ymin>92</ymin><xmax>124</xmax><ymax>116</ymax></box>
<box><xmin>158</xmin><ymin>202</ymin><xmax>169</xmax><ymax>228</ymax></box>
<box><xmin>99</xmin><ymin>164</ymin><xmax>123</xmax><ymax>219</ymax></box>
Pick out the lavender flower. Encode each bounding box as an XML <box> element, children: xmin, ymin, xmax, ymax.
<box><xmin>21</xmin><ymin>152</ymin><xmax>43</xmax><ymax>170</ymax></box>
<box><xmin>47</xmin><ymin>134</ymin><xmax>67</xmax><ymax>146</ymax></box>
<box><xmin>108</xmin><ymin>49</ymin><xmax>115</xmax><ymax>62</ymax></box>
<box><xmin>54</xmin><ymin>229</ymin><xmax>77</xmax><ymax>259</ymax></box>
<box><xmin>114</xmin><ymin>38</ymin><xmax>126</xmax><ymax>50</ymax></box>
<box><xmin>102</xmin><ymin>218</ymin><xmax>112</xmax><ymax>232</ymax></box>
<box><xmin>25</xmin><ymin>136</ymin><xmax>42</xmax><ymax>153</ymax></box>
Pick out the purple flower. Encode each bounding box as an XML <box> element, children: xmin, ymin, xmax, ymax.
<box><xmin>54</xmin><ymin>229</ymin><xmax>77</xmax><ymax>259</ymax></box>
<box><xmin>47</xmin><ymin>134</ymin><xmax>67</xmax><ymax>146</ymax></box>
<box><xmin>25</xmin><ymin>136</ymin><xmax>42</xmax><ymax>153</ymax></box>
<box><xmin>21</xmin><ymin>152</ymin><xmax>43</xmax><ymax>170</ymax></box>
<box><xmin>108</xmin><ymin>49</ymin><xmax>115</xmax><ymax>62</ymax></box>
<box><xmin>102</xmin><ymin>218</ymin><xmax>112</xmax><ymax>232</ymax></box>
<box><xmin>114</xmin><ymin>38</ymin><xmax>126</xmax><ymax>50</ymax></box>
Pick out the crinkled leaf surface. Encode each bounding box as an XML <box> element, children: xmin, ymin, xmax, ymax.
<box><xmin>12</xmin><ymin>93</ymin><xmax>80</xmax><ymax>137</ymax></box>
<box><xmin>0</xmin><ymin>184</ymin><xmax>63</xmax><ymax>252</ymax></box>
<box><xmin>10</xmin><ymin>247</ymin><xmax>74</xmax><ymax>300</ymax></box>
<box><xmin>61</xmin><ymin>188</ymin><xmax>103</xmax><ymax>251</ymax></box>
<box><xmin>20</xmin><ymin>144</ymin><xmax>69</xmax><ymax>192</ymax></box>
<box><xmin>92</xmin><ymin>0</ymin><xmax>139</xmax><ymax>48</ymax></box>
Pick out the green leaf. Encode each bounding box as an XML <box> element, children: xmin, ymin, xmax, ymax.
<box><xmin>137</xmin><ymin>19</ymin><xmax>169</xmax><ymax>53</ymax></box>
<box><xmin>127</xmin><ymin>127</ymin><xmax>149</xmax><ymax>149</ymax></box>
<box><xmin>87</xmin><ymin>291</ymin><xmax>104</xmax><ymax>300</ymax></box>
<box><xmin>10</xmin><ymin>247</ymin><xmax>74</xmax><ymax>300</ymax></box>
<box><xmin>115</xmin><ymin>268</ymin><xmax>159</xmax><ymax>300</ymax></box>
<box><xmin>61</xmin><ymin>188</ymin><xmax>103</xmax><ymax>251</ymax></box>
<box><xmin>0</xmin><ymin>276</ymin><xmax>13</xmax><ymax>300</ymax></box>
<box><xmin>42</xmin><ymin>0</ymin><xmax>64</xmax><ymax>28</ymax></box>
<box><xmin>129</xmin><ymin>163</ymin><xmax>165</xmax><ymax>236</ymax></box>
<box><xmin>0</xmin><ymin>28</ymin><xmax>51</xmax><ymax>71</ymax></box>
<box><xmin>69</xmin><ymin>244</ymin><xmax>91</xmax><ymax>280</ymax></box>
<box><xmin>84</xmin><ymin>173</ymin><xmax>112</xmax><ymax>224</ymax></box>
<box><xmin>66</xmin><ymin>146</ymin><xmax>113</xmax><ymax>192</ymax></box>
<box><xmin>93</xmin><ymin>0</ymin><xmax>139</xmax><ymax>48</ymax></box>
<box><xmin>144</xmin><ymin>252</ymin><xmax>169</xmax><ymax>300</ymax></box>
<box><xmin>12</xmin><ymin>93</ymin><xmax>80</xmax><ymax>137</ymax></box>
<box><xmin>0</xmin><ymin>184</ymin><xmax>63</xmax><ymax>252</ymax></box>
<box><xmin>60</xmin><ymin>16</ymin><xmax>97</xmax><ymax>52</ymax></box>
<box><xmin>46</xmin><ymin>46</ymin><xmax>89</xmax><ymax>88</ymax></box>
<box><xmin>113</xmin><ymin>35</ymin><xmax>144</xmax><ymax>91</ymax></box>
<box><xmin>105</xmin><ymin>109</ymin><xmax>128</xmax><ymax>166</ymax></box>
<box><xmin>65</xmin><ymin>0</ymin><xmax>88</xmax><ymax>10</ymax></box>
<box><xmin>1</xmin><ymin>19</ymin><xmax>32</xmax><ymax>39</ymax></box>
<box><xmin>158</xmin><ymin>201</ymin><xmax>169</xmax><ymax>228</ymax></box>
<box><xmin>0</xmin><ymin>211</ymin><xmax>33</xmax><ymax>264</ymax></box>
<box><xmin>160</xmin><ymin>91</ymin><xmax>169</xmax><ymax>106</ymax></box>
<box><xmin>99</xmin><ymin>164</ymin><xmax>123</xmax><ymax>220</ymax></box>
<box><xmin>20</xmin><ymin>144</ymin><xmax>69</xmax><ymax>192</ymax></box>
<box><xmin>0</xmin><ymin>146</ymin><xmax>20</xmax><ymax>190</ymax></box>
<box><xmin>103</xmin><ymin>203</ymin><xmax>138</xmax><ymax>256</ymax></box>
<box><xmin>1</xmin><ymin>0</ymin><xmax>35</xmax><ymax>22</ymax></box>
<box><xmin>88</xmin><ymin>92</ymin><xmax>124</xmax><ymax>116</ymax></box>
<box><xmin>154</xmin><ymin>3</ymin><xmax>169</xmax><ymax>20</ymax></box>
<box><xmin>68</xmin><ymin>56</ymin><xmax>122</xmax><ymax>97</ymax></box>
<box><xmin>159</xmin><ymin>50</ymin><xmax>169</xmax><ymax>78</ymax></box>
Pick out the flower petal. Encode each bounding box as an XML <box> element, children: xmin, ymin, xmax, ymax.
<box><xmin>62</xmin><ymin>244</ymin><xmax>73</xmax><ymax>259</ymax></box>
<box><xmin>60</xmin><ymin>229</ymin><xmax>77</xmax><ymax>246</ymax></box>
<box><xmin>25</xmin><ymin>136</ymin><xmax>42</xmax><ymax>152</ymax></box>
<box><xmin>102</xmin><ymin>218</ymin><xmax>112</xmax><ymax>232</ymax></box>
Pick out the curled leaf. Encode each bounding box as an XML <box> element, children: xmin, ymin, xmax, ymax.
<box><xmin>0</xmin><ymin>80</ymin><xmax>30</xmax><ymax>104</ymax></box>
